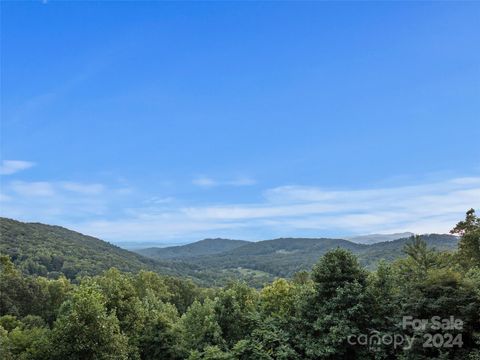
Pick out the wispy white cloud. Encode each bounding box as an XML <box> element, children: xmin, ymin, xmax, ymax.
<box><xmin>0</xmin><ymin>193</ymin><xmax>12</xmax><ymax>202</ymax></box>
<box><xmin>0</xmin><ymin>180</ymin><xmax>131</xmax><ymax>223</ymax></box>
<box><xmin>9</xmin><ymin>181</ymin><xmax>108</xmax><ymax>197</ymax></box>
<box><xmin>0</xmin><ymin>160</ymin><xmax>35</xmax><ymax>175</ymax></box>
<box><xmin>192</xmin><ymin>175</ymin><xmax>256</xmax><ymax>188</ymax></box>
<box><xmin>70</xmin><ymin>175</ymin><xmax>480</xmax><ymax>242</ymax></box>
<box><xmin>1</xmin><ymin>173</ymin><xmax>479</xmax><ymax>243</ymax></box>
<box><xmin>61</xmin><ymin>182</ymin><xmax>105</xmax><ymax>195</ymax></box>
<box><xmin>192</xmin><ymin>176</ymin><xmax>217</xmax><ymax>187</ymax></box>
<box><xmin>11</xmin><ymin>181</ymin><xmax>55</xmax><ymax>197</ymax></box>
<box><xmin>227</xmin><ymin>176</ymin><xmax>256</xmax><ymax>186</ymax></box>
<box><xmin>144</xmin><ymin>196</ymin><xmax>175</xmax><ymax>204</ymax></box>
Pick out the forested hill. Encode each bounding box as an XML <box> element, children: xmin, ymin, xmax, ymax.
<box><xmin>347</xmin><ymin>232</ymin><xmax>414</xmax><ymax>244</ymax></box>
<box><xmin>137</xmin><ymin>238</ymin><xmax>250</xmax><ymax>259</ymax></box>
<box><xmin>0</xmin><ymin>217</ymin><xmax>459</xmax><ymax>286</ymax></box>
<box><xmin>137</xmin><ymin>234</ymin><xmax>459</xmax><ymax>278</ymax></box>
<box><xmin>355</xmin><ymin>233</ymin><xmax>459</xmax><ymax>264</ymax></box>
<box><xmin>0</xmin><ymin>217</ymin><xmax>199</xmax><ymax>280</ymax></box>
<box><xmin>0</xmin><ymin>211</ymin><xmax>478</xmax><ymax>360</ymax></box>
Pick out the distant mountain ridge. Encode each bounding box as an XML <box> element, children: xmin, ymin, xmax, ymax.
<box><xmin>137</xmin><ymin>238</ymin><xmax>250</xmax><ymax>259</ymax></box>
<box><xmin>114</xmin><ymin>240</ymin><xmax>189</xmax><ymax>250</ymax></box>
<box><xmin>347</xmin><ymin>232</ymin><xmax>415</xmax><ymax>244</ymax></box>
<box><xmin>0</xmin><ymin>217</ymin><xmax>459</xmax><ymax>287</ymax></box>
<box><xmin>136</xmin><ymin>233</ymin><xmax>459</xmax><ymax>278</ymax></box>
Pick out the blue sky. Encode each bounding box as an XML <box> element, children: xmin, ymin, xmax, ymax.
<box><xmin>1</xmin><ymin>1</ymin><xmax>479</xmax><ymax>244</ymax></box>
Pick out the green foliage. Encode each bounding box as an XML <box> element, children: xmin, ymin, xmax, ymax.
<box><xmin>451</xmin><ymin>209</ymin><xmax>480</xmax><ymax>269</ymax></box>
<box><xmin>366</xmin><ymin>261</ymin><xmax>401</xmax><ymax>331</ymax></box>
<box><xmin>188</xmin><ymin>346</ymin><xmax>234</xmax><ymax>360</ymax></box>
<box><xmin>48</xmin><ymin>283</ymin><xmax>130</xmax><ymax>360</ymax></box>
<box><xmin>1</xmin><ymin>324</ymin><xmax>50</xmax><ymax>360</ymax></box>
<box><xmin>214</xmin><ymin>282</ymin><xmax>259</xmax><ymax>348</ymax></box>
<box><xmin>0</xmin><ymin>255</ymin><xmax>72</xmax><ymax>322</ymax></box>
<box><xmin>180</xmin><ymin>299</ymin><xmax>224</xmax><ymax>353</ymax></box>
<box><xmin>404</xmin><ymin>236</ymin><xmax>444</xmax><ymax>273</ymax></box>
<box><xmin>400</xmin><ymin>268</ymin><xmax>480</xmax><ymax>359</ymax></box>
<box><xmin>134</xmin><ymin>270</ymin><xmax>172</xmax><ymax>302</ymax></box>
<box><xmin>465</xmin><ymin>266</ymin><xmax>480</xmax><ymax>297</ymax></box>
<box><xmin>139</xmin><ymin>234</ymin><xmax>459</xmax><ymax>285</ymax></box>
<box><xmin>295</xmin><ymin>249</ymin><xmax>372</xmax><ymax>359</ymax></box>
<box><xmin>163</xmin><ymin>276</ymin><xmax>204</xmax><ymax>314</ymax></box>
<box><xmin>248</xmin><ymin>317</ymin><xmax>300</xmax><ymax>360</ymax></box>
<box><xmin>1</xmin><ymin>217</ymin><xmax>459</xmax><ymax>287</ymax></box>
<box><xmin>0</xmin><ymin>315</ymin><xmax>22</xmax><ymax>332</ymax></box>
<box><xmin>0</xmin><ymin>217</ymin><xmax>201</xmax><ymax>281</ymax></box>
<box><xmin>136</xmin><ymin>298</ymin><xmax>184</xmax><ymax>360</ymax></box>
<box><xmin>260</xmin><ymin>278</ymin><xmax>296</xmax><ymax>318</ymax></box>
<box><xmin>0</xmin><ymin>210</ymin><xmax>479</xmax><ymax>359</ymax></box>
<box><xmin>452</xmin><ymin>208</ymin><xmax>480</xmax><ymax>235</ymax></box>
<box><xmin>396</xmin><ymin>235</ymin><xmax>455</xmax><ymax>283</ymax></box>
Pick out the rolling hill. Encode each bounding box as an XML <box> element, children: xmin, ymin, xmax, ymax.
<box><xmin>354</xmin><ymin>233</ymin><xmax>458</xmax><ymax>264</ymax></box>
<box><xmin>0</xmin><ymin>217</ymin><xmax>459</xmax><ymax>287</ymax></box>
<box><xmin>137</xmin><ymin>234</ymin><xmax>459</xmax><ymax>278</ymax></box>
<box><xmin>0</xmin><ymin>217</ymin><xmax>200</xmax><ymax>280</ymax></box>
<box><xmin>136</xmin><ymin>238</ymin><xmax>250</xmax><ymax>259</ymax></box>
<box><xmin>347</xmin><ymin>232</ymin><xmax>414</xmax><ymax>244</ymax></box>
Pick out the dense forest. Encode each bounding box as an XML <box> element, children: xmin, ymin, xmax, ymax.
<box><xmin>0</xmin><ymin>209</ymin><xmax>479</xmax><ymax>359</ymax></box>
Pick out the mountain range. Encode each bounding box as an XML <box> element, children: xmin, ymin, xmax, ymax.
<box><xmin>0</xmin><ymin>217</ymin><xmax>459</xmax><ymax>286</ymax></box>
<box><xmin>135</xmin><ymin>234</ymin><xmax>458</xmax><ymax>282</ymax></box>
<box><xmin>346</xmin><ymin>232</ymin><xmax>415</xmax><ymax>244</ymax></box>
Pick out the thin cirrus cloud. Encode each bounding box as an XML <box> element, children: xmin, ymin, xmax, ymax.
<box><xmin>61</xmin><ymin>182</ymin><xmax>105</xmax><ymax>195</ymax></box>
<box><xmin>192</xmin><ymin>175</ymin><xmax>256</xmax><ymax>188</ymax></box>
<box><xmin>70</xmin><ymin>175</ymin><xmax>480</xmax><ymax>243</ymax></box>
<box><xmin>227</xmin><ymin>176</ymin><xmax>257</xmax><ymax>186</ymax></box>
<box><xmin>10</xmin><ymin>181</ymin><xmax>55</xmax><ymax>197</ymax></box>
<box><xmin>0</xmin><ymin>179</ymin><xmax>129</xmax><ymax>222</ymax></box>
<box><xmin>0</xmin><ymin>160</ymin><xmax>35</xmax><ymax>175</ymax></box>
<box><xmin>192</xmin><ymin>176</ymin><xmax>217</xmax><ymax>187</ymax></box>
<box><xmin>143</xmin><ymin>196</ymin><xmax>175</xmax><ymax>205</ymax></box>
<box><xmin>8</xmin><ymin>181</ymin><xmax>106</xmax><ymax>197</ymax></box>
<box><xmin>1</xmin><ymin>173</ymin><xmax>478</xmax><ymax>243</ymax></box>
